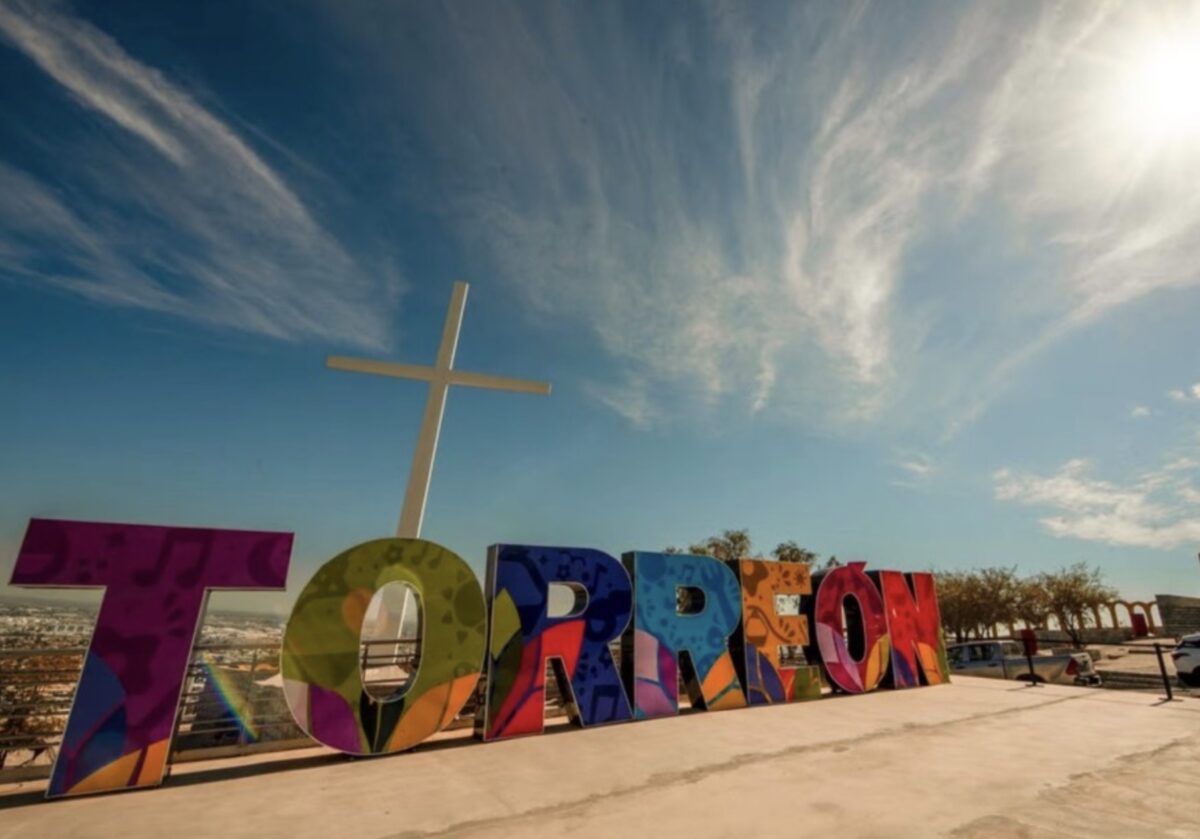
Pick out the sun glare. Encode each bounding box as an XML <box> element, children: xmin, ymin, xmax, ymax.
<box><xmin>1118</xmin><ymin>29</ymin><xmax>1200</xmax><ymax>140</ymax></box>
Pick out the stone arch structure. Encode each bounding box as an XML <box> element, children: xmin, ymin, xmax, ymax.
<box><xmin>1132</xmin><ymin>600</ymin><xmax>1157</xmax><ymax>632</ymax></box>
<box><xmin>1114</xmin><ymin>600</ymin><xmax>1137</xmax><ymax>627</ymax></box>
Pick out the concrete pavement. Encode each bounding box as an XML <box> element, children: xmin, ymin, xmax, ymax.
<box><xmin>2</xmin><ymin>677</ymin><xmax>1198</xmax><ymax>838</ymax></box>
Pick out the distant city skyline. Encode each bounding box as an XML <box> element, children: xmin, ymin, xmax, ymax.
<box><xmin>2</xmin><ymin>1</ymin><xmax>1200</xmax><ymax>611</ymax></box>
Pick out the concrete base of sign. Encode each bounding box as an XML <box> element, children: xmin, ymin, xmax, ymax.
<box><xmin>2</xmin><ymin>677</ymin><xmax>1198</xmax><ymax>837</ymax></box>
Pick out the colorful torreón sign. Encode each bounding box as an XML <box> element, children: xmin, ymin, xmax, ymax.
<box><xmin>10</xmin><ymin>520</ymin><xmax>949</xmax><ymax>799</ymax></box>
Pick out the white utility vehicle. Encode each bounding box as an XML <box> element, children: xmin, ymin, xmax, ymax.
<box><xmin>1171</xmin><ymin>633</ymin><xmax>1200</xmax><ymax>687</ymax></box>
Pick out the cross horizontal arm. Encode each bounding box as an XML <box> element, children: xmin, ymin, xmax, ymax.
<box><xmin>326</xmin><ymin>356</ymin><xmax>435</xmax><ymax>382</ymax></box>
<box><xmin>448</xmin><ymin>369</ymin><xmax>552</xmax><ymax>395</ymax></box>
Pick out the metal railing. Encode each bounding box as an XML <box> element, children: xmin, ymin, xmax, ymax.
<box><xmin>0</xmin><ymin>645</ymin><xmax>86</xmax><ymax>774</ymax></box>
<box><xmin>0</xmin><ymin>637</ymin><xmax>455</xmax><ymax>782</ymax></box>
<box><xmin>983</xmin><ymin>635</ymin><xmax>1193</xmax><ymax>701</ymax></box>
<box><xmin>1089</xmin><ymin>640</ymin><xmax>1189</xmax><ymax>702</ymax></box>
<box><xmin>359</xmin><ymin>637</ymin><xmax>421</xmax><ymax>692</ymax></box>
<box><xmin>173</xmin><ymin>641</ymin><xmax>308</xmax><ymax>758</ymax></box>
<box><xmin>7</xmin><ymin>634</ymin><xmax>1188</xmax><ymax>783</ymax></box>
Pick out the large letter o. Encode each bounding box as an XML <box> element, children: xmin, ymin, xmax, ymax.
<box><xmin>812</xmin><ymin>562</ymin><xmax>890</xmax><ymax>694</ymax></box>
<box><xmin>281</xmin><ymin>538</ymin><xmax>485</xmax><ymax>754</ymax></box>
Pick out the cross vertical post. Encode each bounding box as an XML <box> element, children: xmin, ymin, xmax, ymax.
<box><xmin>396</xmin><ymin>281</ymin><xmax>467</xmax><ymax>538</ymax></box>
<box><xmin>326</xmin><ymin>280</ymin><xmax>551</xmax><ymax>539</ymax></box>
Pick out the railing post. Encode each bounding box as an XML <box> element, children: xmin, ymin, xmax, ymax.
<box><xmin>1153</xmin><ymin>643</ymin><xmax>1175</xmax><ymax>702</ymax></box>
<box><xmin>243</xmin><ymin>648</ymin><xmax>259</xmax><ymax>745</ymax></box>
<box><xmin>167</xmin><ymin>652</ymin><xmax>194</xmax><ymax>780</ymax></box>
<box><xmin>1024</xmin><ymin>652</ymin><xmax>1041</xmax><ymax>687</ymax></box>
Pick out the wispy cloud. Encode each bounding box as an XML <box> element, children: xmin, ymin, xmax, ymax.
<box><xmin>330</xmin><ymin>2</ymin><xmax>1200</xmax><ymax>433</ymax></box>
<box><xmin>1131</xmin><ymin>406</ymin><xmax>1151</xmax><ymax>418</ymax></box>
<box><xmin>0</xmin><ymin>0</ymin><xmax>401</xmax><ymax>348</ymax></box>
<box><xmin>1168</xmin><ymin>384</ymin><xmax>1200</xmax><ymax>403</ymax></box>
<box><xmin>582</xmin><ymin>379</ymin><xmax>658</xmax><ymax>431</ymax></box>
<box><xmin>994</xmin><ymin>457</ymin><xmax>1200</xmax><ymax>549</ymax></box>
<box><xmin>892</xmin><ymin>450</ymin><xmax>935</xmax><ymax>488</ymax></box>
<box><xmin>336</xmin><ymin>3</ymin><xmax>1007</xmax><ymax>425</ymax></box>
<box><xmin>5</xmin><ymin>2</ymin><xmax>1197</xmax><ymax>435</ymax></box>
<box><xmin>897</xmin><ymin>458</ymin><xmax>933</xmax><ymax>479</ymax></box>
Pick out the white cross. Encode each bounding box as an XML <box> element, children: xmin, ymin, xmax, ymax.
<box><xmin>327</xmin><ymin>281</ymin><xmax>551</xmax><ymax>539</ymax></box>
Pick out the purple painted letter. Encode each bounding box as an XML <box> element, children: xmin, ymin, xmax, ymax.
<box><xmin>9</xmin><ymin>519</ymin><xmax>292</xmax><ymax>797</ymax></box>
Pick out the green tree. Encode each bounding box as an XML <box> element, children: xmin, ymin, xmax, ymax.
<box><xmin>934</xmin><ymin>567</ymin><xmax>1022</xmax><ymax>641</ymax></box>
<box><xmin>772</xmin><ymin>541</ymin><xmax>819</xmax><ymax>564</ymax></box>
<box><xmin>976</xmin><ymin>567</ymin><xmax>1022</xmax><ymax>636</ymax></box>
<box><xmin>1014</xmin><ymin>577</ymin><xmax>1051</xmax><ymax>630</ymax></box>
<box><xmin>667</xmin><ymin>530</ymin><xmax>822</xmax><ymax>565</ymax></box>
<box><xmin>700</xmin><ymin>529</ymin><xmax>754</xmax><ymax>561</ymax></box>
<box><xmin>934</xmin><ymin>570</ymin><xmax>977</xmax><ymax>642</ymax></box>
<box><xmin>664</xmin><ymin>529</ymin><xmax>759</xmax><ymax>612</ymax></box>
<box><xmin>1037</xmin><ymin>563</ymin><xmax>1116</xmax><ymax>648</ymax></box>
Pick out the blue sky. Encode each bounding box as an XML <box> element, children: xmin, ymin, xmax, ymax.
<box><xmin>1</xmin><ymin>0</ymin><xmax>1199</xmax><ymax>613</ymax></box>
